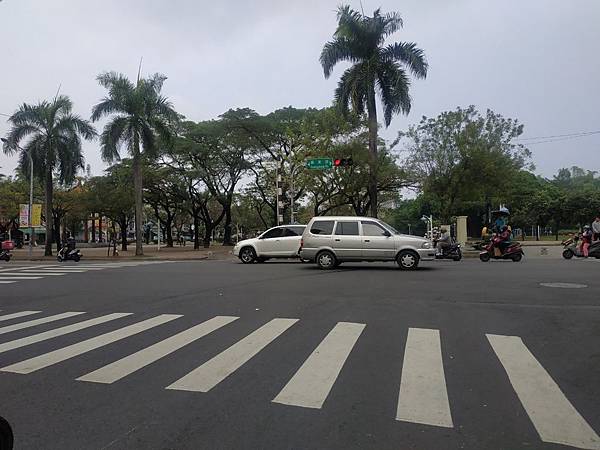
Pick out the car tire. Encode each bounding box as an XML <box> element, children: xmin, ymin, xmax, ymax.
<box><xmin>239</xmin><ymin>247</ymin><xmax>256</xmax><ymax>264</ymax></box>
<box><xmin>316</xmin><ymin>250</ymin><xmax>336</xmax><ymax>270</ymax></box>
<box><xmin>397</xmin><ymin>250</ymin><xmax>419</xmax><ymax>270</ymax></box>
<box><xmin>0</xmin><ymin>415</ymin><xmax>14</xmax><ymax>450</ymax></box>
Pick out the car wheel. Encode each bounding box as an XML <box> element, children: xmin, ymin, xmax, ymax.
<box><xmin>397</xmin><ymin>250</ymin><xmax>419</xmax><ymax>270</ymax></box>
<box><xmin>316</xmin><ymin>250</ymin><xmax>336</xmax><ymax>270</ymax></box>
<box><xmin>479</xmin><ymin>253</ymin><xmax>491</xmax><ymax>262</ymax></box>
<box><xmin>562</xmin><ymin>249</ymin><xmax>574</xmax><ymax>260</ymax></box>
<box><xmin>239</xmin><ymin>247</ymin><xmax>256</xmax><ymax>264</ymax></box>
<box><xmin>0</xmin><ymin>415</ymin><xmax>13</xmax><ymax>450</ymax></box>
<box><xmin>512</xmin><ymin>253</ymin><xmax>523</xmax><ymax>262</ymax></box>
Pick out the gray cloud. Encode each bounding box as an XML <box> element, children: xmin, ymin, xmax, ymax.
<box><xmin>1</xmin><ymin>0</ymin><xmax>598</xmax><ymax>177</ymax></box>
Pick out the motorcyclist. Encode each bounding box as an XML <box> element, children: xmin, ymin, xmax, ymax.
<box><xmin>435</xmin><ymin>227</ymin><xmax>451</xmax><ymax>255</ymax></box>
<box><xmin>495</xmin><ymin>225</ymin><xmax>512</xmax><ymax>254</ymax></box>
<box><xmin>581</xmin><ymin>225</ymin><xmax>592</xmax><ymax>257</ymax></box>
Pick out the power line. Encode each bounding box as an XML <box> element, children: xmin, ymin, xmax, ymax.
<box><xmin>516</xmin><ymin>130</ymin><xmax>600</xmax><ymax>141</ymax></box>
<box><xmin>520</xmin><ymin>132</ymin><xmax>600</xmax><ymax>145</ymax></box>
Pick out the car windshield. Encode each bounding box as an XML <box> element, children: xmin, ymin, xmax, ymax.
<box><xmin>378</xmin><ymin>220</ymin><xmax>400</xmax><ymax>235</ymax></box>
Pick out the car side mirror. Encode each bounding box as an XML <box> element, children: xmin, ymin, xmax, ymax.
<box><xmin>383</xmin><ymin>230</ymin><xmax>391</xmax><ymax>237</ymax></box>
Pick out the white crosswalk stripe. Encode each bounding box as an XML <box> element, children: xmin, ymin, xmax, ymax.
<box><xmin>0</xmin><ymin>281</ymin><xmax>16</xmax><ymax>284</ymax></box>
<box><xmin>0</xmin><ymin>276</ymin><xmax>43</xmax><ymax>280</ymax></box>
<box><xmin>487</xmin><ymin>334</ymin><xmax>600</xmax><ymax>450</ymax></box>
<box><xmin>77</xmin><ymin>316</ymin><xmax>239</xmax><ymax>384</ymax></box>
<box><xmin>0</xmin><ymin>308</ymin><xmax>597</xmax><ymax>448</ymax></box>
<box><xmin>0</xmin><ymin>311</ymin><xmax>85</xmax><ymax>335</ymax></box>
<box><xmin>273</xmin><ymin>321</ymin><xmax>365</xmax><ymax>409</ymax></box>
<box><xmin>396</xmin><ymin>328</ymin><xmax>453</xmax><ymax>428</ymax></box>
<box><xmin>166</xmin><ymin>318</ymin><xmax>298</xmax><ymax>392</ymax></box>
<box><xmin>0</xmin><ymin>312</ymin><xmax>131</xmax><ymax>354</ymax></box>
<box><xmin>0</xmin><ymin>311</ymin><xmax>41</xmax><ymax>322</ymax></box>
<box><xmin>1</xmin><ymin>314</ymin><xmax>181</xmax><ymax>374</ymax></box>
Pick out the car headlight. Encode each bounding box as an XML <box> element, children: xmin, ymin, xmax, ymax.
<box><xmin>421</xmin><ymin>241</ymin><xmax>431</xmax><ymax>249</ymax></box>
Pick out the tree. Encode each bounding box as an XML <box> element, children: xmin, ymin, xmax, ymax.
<box><xmin>91</xmin><ymin>71</ymin><xmax>178</xmax><ymax>256</ymax></box>
<box><xmin>3</xmin><ymin>96</ymin><xmax>96</xmax><ymax>255</ymax></box>
<box><xmin>397</xmin><ymin>106</ymin><xmax>532</xmax><ymax>222</ymax></box>
<box><xmin>144</xmin><ymin>164</ymin><xmax>183</xmax><ymax>247</ymax></box>
<box><xmin>320</xmin><ymin>5</ymin><xmax>427</xmax><ymax>217</ymax></box>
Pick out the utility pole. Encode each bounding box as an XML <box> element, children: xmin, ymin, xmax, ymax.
<box><xmin>289</xmin><ymin>164</ymin><xmax>302</xmax><ymax>225</ymax></box>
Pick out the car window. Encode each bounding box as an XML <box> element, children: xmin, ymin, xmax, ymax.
<box><xmin>335</xmin><ymin>221</ymin><xmax>359</xmax><ymax>235</ymax></box>
<box><xmin>262</xmin><ymin>228</ymin><xmax>283</xmax><ymax>239</ymax></box>
<box><xmin>291</xmin><ymin>226</ymin><xmax>306</xmax><ymax>235</ymax></box>
<box><xmin>284</xmin><ymin>226</ymin><xmax>305</xmax><ymax>236</ymax></box>
<box><xmin>310</xmin><ymin>220</ymin><xmax>334</xmax><ymax>235</ymax></box>
<box><xmin>361</xmin><ymin>221</ymin><xmax>389</xmax><ymax>236</ymax></box>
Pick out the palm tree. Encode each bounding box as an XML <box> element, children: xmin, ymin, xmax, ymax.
<box><xmin>91</xmin><ymin>71</ymin><xmax>178</xmax><ymax>256</ymax></box>
<box><xmin>2</xmin><ymin>96</ymin><xmax>96</xmax><ymax>256</ymax></box>
<box><xmin>320</xmin><ymin>5</ymin><xmax>428</xmax><ymax>217</ymax></box>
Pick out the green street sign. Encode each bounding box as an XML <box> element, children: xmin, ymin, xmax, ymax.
<box><xmin>306</xmin><ymin>158</ymin><xmax>333</xmax><ymax>170</ymax></box>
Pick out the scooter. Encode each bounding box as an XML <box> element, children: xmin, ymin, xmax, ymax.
<box><xmin>562</xmin><ymin>236</ymin><xmax>600</xmax><ymax>259</ymax></box>
<box><xmin>433</xmin><ymin>240</ymin><xmax>462</xmax><ymax>261</ymax></box>
<box><xmin>1</xmin><ymin>241</ymin><xmax>14</xmax><ymax>262</ymax></box>
<box><xmin>57</xmin><ymin>245</ymin><xmax>81</xmax><ymax>262</ymax></box>
<box><xmin>479</xmin><ymin>237</ymin><xmax>524</xmax><ymax>262</ymax></box>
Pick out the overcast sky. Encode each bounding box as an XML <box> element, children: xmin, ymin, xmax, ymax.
<box><xmin>1</xmin><ymin>0</ymin><xmax>599</xmax><ymax>178</ymax></box>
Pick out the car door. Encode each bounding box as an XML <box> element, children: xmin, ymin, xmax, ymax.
<box><xmin>332</xmin><ymin>221</ymin><xmax>361</xmax><ymax>259</ymax></box>
<box><xmin>255</xmin><ymin>227</ymin><xmax>284</xmax><ymax>256</ymax></box>
<box><xmin>361</xmin><ymin>221</ymin><xmax>395</xmax><ymax>260</ymax></box>
<box><xmin>279</xmin><ymin>227</ymin><xmax>304</xmax><ymax>256</ymax></box>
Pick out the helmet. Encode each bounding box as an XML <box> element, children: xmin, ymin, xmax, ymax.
<box><xmin>584</xmin><ymin>225</ymin><xmax>591</xmax><ymax>230</ymax></box>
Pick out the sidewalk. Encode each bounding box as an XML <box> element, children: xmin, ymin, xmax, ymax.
<box><xmin>9</xmin><ymin>244</ymin><xmax>236</xmax><ymax>261</ymax></box>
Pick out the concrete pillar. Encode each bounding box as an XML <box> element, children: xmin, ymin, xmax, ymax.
<box><xmin>456</xmin><ymin>216</ymin><xmax>468</xmax><ymax>245</ymax></box>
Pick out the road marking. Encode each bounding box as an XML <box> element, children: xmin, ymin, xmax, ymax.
<box><xmin>167</xmin><ymin>318</ymin><xmax>298</xmax><ymax>392</ymax></box>
<box><xmin>0</xmin><ymin>312</ymin><xmax>85</xmax><ymax>335</ymax></box>
<box><xmin>7</xmin><ymin>272</ymin><xmax>66</xmax><ymax>276</ymax></box>
<box><xmin>1</xmin><ymin>314</ymin><xmax>181</xmax><ymax>374</ymax></box>
<box><xmin>0</xmin><ymin>281</ymin><xmax>16</xmax><ymax>284</ymax></box>
<box><xmin>540</xmin><ymin>282</ymin><xmax>588</xmax><ymax>289</ymax></box>
<box><xmin>487</xmin><ymin>334</ymin><xmax>600</xmax><ymax>450</ymax></box>
<box><xmin>396</xmin><ymin>328</ymin><xmax>453</xmax><ymax>428</ymax></box>
<box><xmin>0</xmin><ymin>311</ymin><xmax>41</xmax><ymax>322</ymax></box>
<box><xmin>0</xmin><ymin>313</ymin><xmax>131</xmax><ymax>354</ymax></box>
<box><xmin>0</xmin><ymin>276</ymin><xmax>43</xmax><ymax>280</ymax></box>
<box><xmin>77</xmin><ymin>316</ymin><xmax>239</xmax><ymax>384</ymax></box>
<box><xmin>272</xmin><ymin>321</ymin><xmax>365</xmax><ymax>409</ymax></box>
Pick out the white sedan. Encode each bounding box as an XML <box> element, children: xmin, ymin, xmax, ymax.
<box><xmin>233</xmin><ymin>225</ymin><xmax>306</xmax><ymax>263</ymax></box>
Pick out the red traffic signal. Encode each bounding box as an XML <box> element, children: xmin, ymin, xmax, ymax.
<box><xmin>333</xmin><ymin>158</ymin><xmax>353</xmax><ymax>167</ymax></box>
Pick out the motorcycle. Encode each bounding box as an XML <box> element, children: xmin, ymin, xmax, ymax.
<box><xmin>57</xmin><ymin>245</ymin><xmax>81</xmax><ymax>262</ymax></box>
<box><xmin>479</xmin><ymin>237</ymin><xmax>524</xmax><ymax>262</ymax></box>
<box><xmin>562</xmin><ymin>235</ymin><xmax>600</xmax><ymax>259</ymax></box>
<box><xmin>433</xmin><ymin>239</ymin><xmax>462</xmax><ymax>261</ymax></box>
<box><xmin>1</xmin><ymin>241</ymin><xmax>14</xmax><ymax>262</ymax></box>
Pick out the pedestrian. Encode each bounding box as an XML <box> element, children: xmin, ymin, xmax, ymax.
<box><xmin>581</xmin><ymin>225</ymin><xmax>593</xmax><ymax>257</ymax></box>
<box><xmin>592</xmin><ymin>216</ymin><xmax>600</xmax><ymax>242</ymax></box>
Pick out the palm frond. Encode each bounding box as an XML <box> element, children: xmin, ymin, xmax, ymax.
<box><xmin>334</xmin><ymin>64</ymin><xmax>368</xmax><ymax>117</ymax></box>
<box><xmin>139</xmin><ymin>123</ymin><xmax>157</xmax><ymax>158</ymax></box>
<box><xmin>320</xmin><ymin>37</ymin><xmax>359</xmax><ymax>78</ymax></box>
<box><xmin>377</xmin><ymin>62</ymin><xmax>411</xmax><ymax>126</ymax></box>
<box><xmin>99</xmin><ymin>115</ymin><xmax>130</xmax><ymax>162</ymax></box>
<box><xmin>55</xmin><ymin>114</ymin><xmax>97</xmax><ymax>140</ymax></box>
<box><xmin>382</xmin><ymin>42</ymin><xmax>428</xmax><ymax>79</ymax></box>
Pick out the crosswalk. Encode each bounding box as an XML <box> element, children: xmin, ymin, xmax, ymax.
<box><xmin>0</xmin><ymin>309</ymin><xmax>598</xmax><ymax>449</ymax></box>
<box><xmin>0</xmin><ymin>261</ymin><xmax>170</xmax><ymax>284</ymax></box>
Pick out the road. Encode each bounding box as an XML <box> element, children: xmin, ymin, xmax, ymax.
<box><xmin>0</xmin><ymin>257</ymin><xmax>599</xmax><ymax>450</ymax></box>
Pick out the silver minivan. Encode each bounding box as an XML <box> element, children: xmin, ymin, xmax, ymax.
<box><xmin>299</xmin><ymin>216</ymin><xmax>435</xmax><ymax>270</ymax></box>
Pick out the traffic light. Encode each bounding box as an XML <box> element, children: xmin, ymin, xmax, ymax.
<box><xmin>333</xmin><ymin>158</ymin><xmax>353</xmax><ymax>167</ymax></box>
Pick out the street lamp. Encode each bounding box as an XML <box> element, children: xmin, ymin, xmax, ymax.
<box><xmin>1</xmin><ymin>138</ymin><xmax>34</xmax><ymax>259</ymax></box>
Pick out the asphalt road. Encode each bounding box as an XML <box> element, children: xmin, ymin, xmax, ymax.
<box><xmin>0</xmin><ymin>257</ymin><xmax>599</xmax><ymax>450</ymax></box>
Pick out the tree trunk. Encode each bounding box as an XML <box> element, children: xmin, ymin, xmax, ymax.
<box><xmin>44</xmin><ymin>168</ymin><xmax>53</xmax><ymax>256</ymax></box>
<box><xmin>165</xmin><ymin>214</ymin><xmax>174</xmax><ymax>247</ymax></box>
<box><xmin>366</xmin><ymin>87</ymin><xmax>378</xmax><ymax>218</ymax></box>
<box><xmin>203</xmin><ymin>225</ymin><xmax>212</xmax><ymax>248</ymax></box>
<box><xmin>119</xmin><ymin>217</ymin><xmax>128</xmax><ymax>251</ymax></box>
<box><xmin>222</xmin><ymin>203</ymin><xmax>233</xmax><ymax>246</ymax></box>
<box><xmin>193</xmin><ymin>214</ymin><xmax>200</xmax><ymax>250</ymax></box>
<box><xmin>132</xmin><ymin>138</ymin><xmax>144</xmax><ymax>256</ymax></box>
